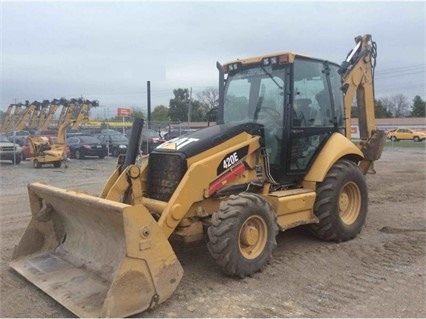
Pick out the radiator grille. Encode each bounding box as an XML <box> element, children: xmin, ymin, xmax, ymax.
<box><xmin>148</xmin><ymin>153</ymin><xmax>187</xmax><ymax>202</ymax></box>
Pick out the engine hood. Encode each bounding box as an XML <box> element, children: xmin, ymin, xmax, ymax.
<box><xmin>153</xmin><ymin>122</ymin><xmax>264</xmax><ymax>158</ymax></box>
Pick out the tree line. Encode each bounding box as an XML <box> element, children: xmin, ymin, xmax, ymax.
<box><xmin>2</xmin><ymin>90</ymin><xmax>424</xmax><ymax>124</ymax></box>
<box><xmin>154</xmin><ymin>90</ymin><xmax>425</xmax><ymax>122</ymax></box>
<box><xmin>154</xmin><ymin>89</ymin><xmax>425</xmax><ymax>122</ymax></box>
<box><xmin>353</xmin><ymin>94</ymin><xmax>425</xmax><ymax>118</ymax></box>
<box><xmin>151</xmin><ymin>87</ymin><xmax>218</xmax><ymax>123</ymax></box>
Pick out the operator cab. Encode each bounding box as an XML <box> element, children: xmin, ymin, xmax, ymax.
<box><xmin>219</xmin><ymin>53</ymin><xmax>345</xmax><ymax>183</ymax></box>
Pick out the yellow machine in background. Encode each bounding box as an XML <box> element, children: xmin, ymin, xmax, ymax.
<box><xmin>28</xmin><ymin>120</ymin><xmax>74</xmax><ymax>168</ymax></box>
<box><xmin>10</xmin><ymin>34</ymin><xmax>386</xmax><ymax>317</ymax></box>
<box><xmin>28</xmin><ymin>100</ymin><xmax>93</xmax><ymax>168</ymax></box>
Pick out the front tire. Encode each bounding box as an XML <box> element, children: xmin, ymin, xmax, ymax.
<box><xmin>413</xmin><ymin>136</ymin><xmax>420</xmax><ymax>142</ymax></box>
<box><xmin>75</xmin><ymin>149</ymin><xmax>84</xmax><ymax>159</ymax></box>
<box><xmin>310</xmin><ymin>159</ymin><xmax>367</xmax><ymax>242</ymax></box>
<box><xmin>53</xmin><ymin>161</ymin><xmax>61</xmax><ymax>168</ymax></box>
<box><xmin>207</xmin><ymin>193</ymin><xmax>278</xmax><ymax>278</ymax></box>
<box><xmin>390</xmin><ymin>136</ymin><xmax>397</xmax><ymax>142</ymax></box>
<box><xmin>33</xmin><ymin>159</ymin><xmax>41</xmax><ymax>168</ymax></box>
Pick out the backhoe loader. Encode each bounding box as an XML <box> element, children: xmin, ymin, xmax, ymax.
<box><xmin>10</xmin><ymin>34</ymin><xmax>386</xmax><ymax>317</ymax></box>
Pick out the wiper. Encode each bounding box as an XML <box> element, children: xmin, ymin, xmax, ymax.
<box><xmin>253</xmin><ymin>96</ymin><xmax>264</xmax><ymax>121</ymax></box>
<box><xmin>260</xmin><ymin>65</ymin><xmax>283</xmax><ymax>90</ymax></box>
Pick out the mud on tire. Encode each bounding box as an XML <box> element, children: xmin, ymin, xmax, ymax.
<box><xmin>207</xmin><ymin>192</ymin><xmax>278</xmax><ymax>278</ymax></box>
<box><xmin>310</xmin><ymin>159</ymin><xmax>368</xmax><ymax>242</ymax></box>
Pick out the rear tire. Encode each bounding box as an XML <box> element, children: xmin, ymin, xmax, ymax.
<box><xmin>310</xmin><ymin>159</ymin><xmax>367</xmax><ymax>242</ymax></box>
<box><xmin>53</xmin><ymin>161</ymin><xmax>61</xmax><ymax>168</ymax></box>
<box><xmin>413</xmin><ymin>136</ymin><xmax>420</xmax><ymax>142</ymax></box>
<box><xmin>207</xmin><ymin>192</ymin><xmax>278</xmax><ymax>278</ymax></box>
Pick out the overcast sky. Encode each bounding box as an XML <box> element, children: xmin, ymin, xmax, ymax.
<box><xmin>1</xmin><ymin>1</ymin><xmax>425</xmax><ymax>118</ymax></box>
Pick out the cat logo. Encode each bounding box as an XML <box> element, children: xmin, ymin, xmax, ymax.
<box><xmin>159</xmin><ymin>137</ymin><xmax>199</xmax><ymax>151</ymax></box>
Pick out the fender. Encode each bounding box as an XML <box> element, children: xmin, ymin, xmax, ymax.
<box><xmin>304</xmin><ymin>133</ymin><xmax>363</xmax><ymax>183</ymax></box>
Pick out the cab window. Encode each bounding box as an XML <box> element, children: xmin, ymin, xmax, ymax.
<box><xmin>292</xmin><ymin>59</ymin><xmax>333</xmax><ymax>127</ymax></box>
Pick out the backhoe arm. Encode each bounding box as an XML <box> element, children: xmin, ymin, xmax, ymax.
<box><xmin>339</xmin><ymin>34</ymin><xmax>386</xmax><ymax>174</ymax></box>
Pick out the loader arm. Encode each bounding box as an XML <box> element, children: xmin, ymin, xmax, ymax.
<box><xmin>58</xmin><ymin>101</ymin><xmax>77</xmax><ymax>127</ymax></box>
<box><xmin>70</xmin><ymin>102</ymin><xmax>90</xmax><ymax>130</ymax></box>
<box><xmin>0</xmin><ymin>104</ymin><xmax>14</xmax><ymax>131</ymax></box>
<box><xmin>339</xmin><ymin>34</ymin><xmax>386</xmax><ymax>174</ymax></box>
<box><xmin>4</xmin><ymin>104</ymin><xmax>23</xmax><ymax>131</ymax></box>
<box><xmin>13</xmin><ymin>104</ymin><xmax>36</xmax><ymax>132</ymax></box>
<box><xmin>39</xmin><ymin>103</ymin><xmax>60</xmax><ymax>131</ymax></box>
<box><xmin>57</xmin><ymin>102</ymin><xmax>70</xmax><ymax>127</ymax></box>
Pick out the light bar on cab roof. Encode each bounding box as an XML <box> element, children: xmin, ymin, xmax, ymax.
<box><xmin>262</xmin><ymin>56</ymin><xmax>278</xmax><ymax>66</ymax></box>
<box><xmin>223</xmin><ymin>62</ymin><xmax>242</xmax><ymax>74</ymax></box>
<box><xmin>263</xmin><ymin>54</ymin><xmax>289</xmax><ymax>66</ymax></box>
<box><xmin>278</xmin><ymin>54</ymin><xmax>289</xmax><ymax>64</ymax></box>
<box><xmin>224</xmin><ymin>54</ymin><xmax>290</xmax><ymax>74</ymax></box>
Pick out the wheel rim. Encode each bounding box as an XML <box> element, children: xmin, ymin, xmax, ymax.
<box><xmin>339</xmin><ymin>181</ymin><xmax>361</xmax><ymax>225</ymax></box>
<box><xmin>238</xmin><ymin>215</ymin><xmax>267</xmax><ymax>259</ymax></box>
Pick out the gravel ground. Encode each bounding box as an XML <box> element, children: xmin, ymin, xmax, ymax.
<box><xmin>0</xmin><ymin>146</ymin><xmax>425</xmax><ymax>318</ymax></box>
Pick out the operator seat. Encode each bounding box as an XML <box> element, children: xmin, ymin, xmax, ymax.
<box><xmin>315</xmin><ymin>90</ymin><xmax>331</xmax><ymax>125</ymax></box>
<box><xmin>294</xmin><ymin>98</ymin><xmax>314</xmax><ymax>126</ymax></box>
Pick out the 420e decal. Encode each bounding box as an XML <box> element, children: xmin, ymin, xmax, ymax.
<box><xmin>217</xmin><ymin>146</ymin><xmax>249</xmax><ymax>175</ymax></box>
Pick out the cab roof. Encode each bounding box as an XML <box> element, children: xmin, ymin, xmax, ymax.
<box><xmin>223</xmin><ymin>51</ymin><xmax>338</xmax><ymax>68</ymax></box>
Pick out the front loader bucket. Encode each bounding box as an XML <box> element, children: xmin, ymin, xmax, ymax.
<box><xmin>10</xmin><ymin>182</ymin><xmax>183</xmax><ymax>318</ymax></box>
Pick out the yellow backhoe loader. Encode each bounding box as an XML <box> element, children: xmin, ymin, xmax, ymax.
<box><xmin>10</xmin><ymin>34</ymin><xmax>386</xmax><ymax>317</ymax></box>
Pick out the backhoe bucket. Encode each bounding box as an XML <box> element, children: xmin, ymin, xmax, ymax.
<box><xmin>10</xmin><ymin>182</ymin><xmax>183</xmax><ymax>318</ymax></box>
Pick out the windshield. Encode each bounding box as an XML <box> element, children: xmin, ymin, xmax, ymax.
<box><xmin>0</xmin><ymin>135</ymin><xmax>10</xmax><ymax>143</ymax></box>
<box><xmin>79</xmin><ymin>136</ymin><xmax>102</xmax><ymax>143</ymax></box>
<box><xmin>223</xmin><ymin>65</ymin><xmax>286</xmax><ymax>124</ymax></box>
<box><xmin>143</xmin><ymin>129</ymin><xmax>159</xmax><ymax>138</ymax></box>
<box><xmin>110</xmin><ymin>135</ymin><xmax>129</xmax><ymax>142</ymax></box>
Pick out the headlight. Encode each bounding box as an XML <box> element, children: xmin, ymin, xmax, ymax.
<box><xmin>119</xmin><ymin>144</ymin><xmax>127</xmax><ymax>148</ymax></box>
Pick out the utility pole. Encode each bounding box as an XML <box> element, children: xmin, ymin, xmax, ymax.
<box><xmin>187</xmin><ymin>87</ymin><xmax>192</xmax><ymax>126</ymax></box>
<box><xmin>147</xmin><ymin>81</ymin><xmax>151</xmax><ymax>129</ymax></box>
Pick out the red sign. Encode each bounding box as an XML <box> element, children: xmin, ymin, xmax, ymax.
<box><xmin>117</xmin><ymin>107</ymin><xmax>132</xmax><ymax>116</ymax></box>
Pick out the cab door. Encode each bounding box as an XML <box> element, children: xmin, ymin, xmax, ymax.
<box><xmin>281</xmin><ymin>58</ymin><xmax>344</xmax><ymax>183</ymax></box>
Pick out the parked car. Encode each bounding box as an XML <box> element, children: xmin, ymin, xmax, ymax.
<box><xmin>0</xmin><ymin>134</ymin><xmax>22</xmax><ymax>164</ymax></box>
<box><xmin>387</xmin><ymin>128</ymin><xmax>426</xmax><ymax>142</ymax></box>
<box><xmin>140</xmin><ymin>129</ymin><xmax>166</xmax><ymax>154</ymax></box>
<box><xmin>5</xmin><ymin>130</ymin><xmax>30</xmax><ymax>146</ymax></box>
<box><xmin>96</xmin><ymin>133</ymin><xmax>129</xmax><ymax>157</ymax></box>
<box><xmin>101</xmin><ymin>129</ymin><xmax>122</xmax><ymax>135</ymax></box>
<box><xmin>66</xmin><ymin>135</ymin><xmax>107</xmax><ymax>159</ymax></box>
<box><xmin>163</xmin><ymin>129</ymin><xmax>197</xmax><ymax>140</ymax></box>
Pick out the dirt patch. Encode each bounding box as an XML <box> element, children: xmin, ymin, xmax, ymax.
<box><xmin>0</xmin><ymin>147</ymin><xmax>425</xmax><ymax>317</ymax></box>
